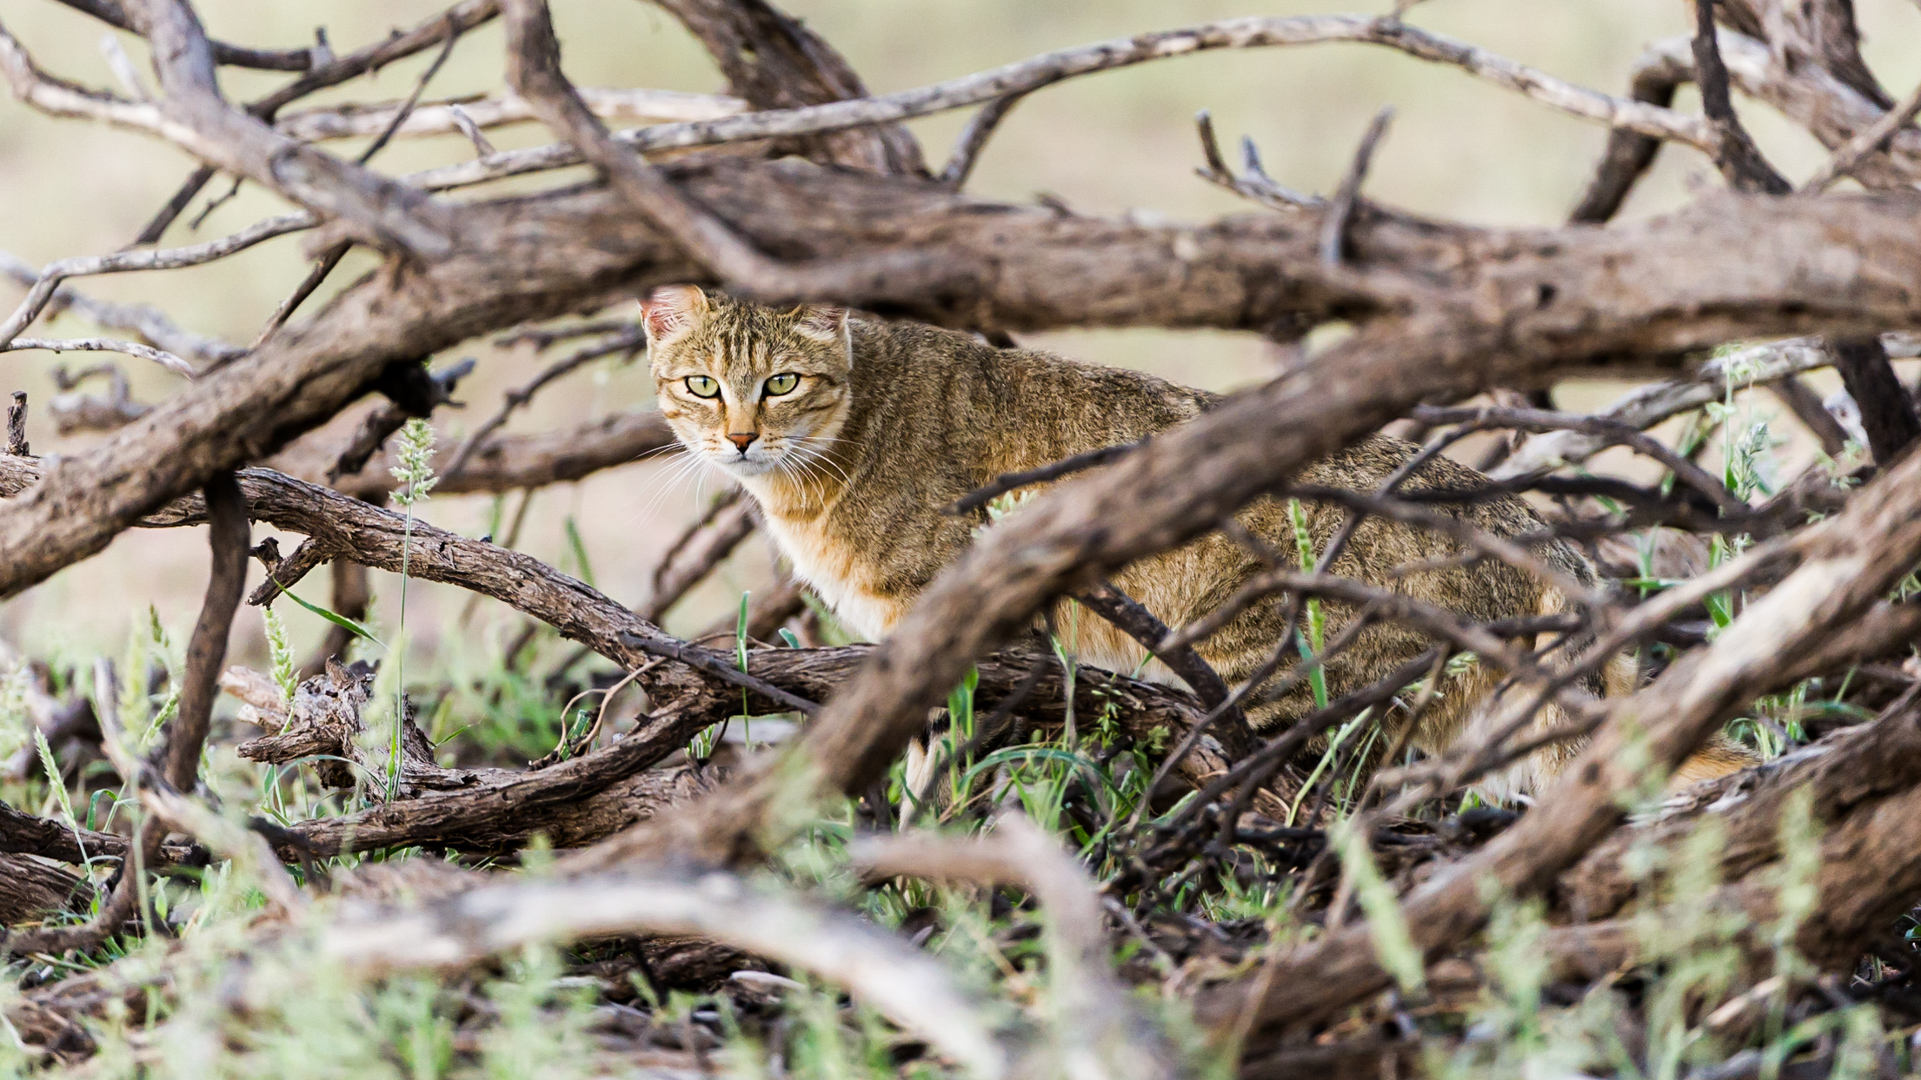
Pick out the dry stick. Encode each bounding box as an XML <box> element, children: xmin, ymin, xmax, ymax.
<box><xmin>248</xmin><ymin>23</ymin><xmax>467</xmax><ymax>350</ymax></box>
<box><xmin>0</xmin><ymin>249</ymin><xmax>243</xmax><ymax>364</ymax></box>
<box><xmin>852</xmin><ymin>815</ymin><xmax>1175</xmax><ymax>1080</ymax></box>
<box><xmin>316</xmin><ymin>869</ymin><xmax>1009</xmax><ymax>1079</ymax></box>
<box><xmin>1193</xmin><ymin>112</ymin><xmax>1321</xmax><ymax>213</ymax></box>
<box><xmin>1800</xmin><ymin>73</ymin><xmax>1921</xmax><ymax>192</ymax></box>
<box><xmin>1568</xmin><ymin>37</ymin><xmax>1688</xmax><ymax>224</ymax></box>
<box><xmin>1829</xmin><ymin>335</ymin><xmax>1921</xmax><ymax>465</ymax></box>
<box><xmin>130</xmin><ymin>0</ymin><xmax>501</xmax><ymax>244</ymax></box>
<box><xmin>1768</xmin><ymin>376</ymin><xmax>1851</xmax><ymax>456</ymax></box>
<box><xmin>444</xmin><ymin>327</ymin><xmax>644</xmax><ymax>478</ymax></box>
<box><xmin>99</xmin><ymin>463</ymin><xmax>821</xmax><ymax>717</ymax></box>
<box><xmin>1410</xmin><ymin>403</ymin><xmax>1746</xmax><ymax>514</ymax></box>
<box><xmin>4</xmin><ymin>392</ymin><xmax>23</xmax><ymax>455</ymax></box>
<box><xmin>0</xmin><ymin>213</ymin><xmax>313</xmax><ymax>352</ymax></box>
<box><xmin>101</xmin><ymin>0</ymin><xmax>461</xmax><ymax>260</ymax></box>
<box><xmin>157</xmin><ymin>471</ymin><xmax>250</xmax><ymax>793</ymax></box>
<box><xmin>938</xmin><ymin>90</ymin><xmax>1030</xmax><ymax>187</ymax></box>
<box><xmin>0</xmin><ymin>336</ymin><xmax>192</xmax><ymax>378</ymax></box>
<box><xmin>413</xmin><ymin>12</ymin><xmax>1714</xmax><ymax>196</ymax></box>
<box><xmin>275</xmin><ymin>87</ymin><xmax>747</xmax><ymax>144</ymax></box>
<box><xmin>1487</xmin><ymin>335</ymin><xmax>1921</xmax><ymax>481</ymax></box>
<box><xmin>1691</xmin><ymin>0</ymin><xmax>1792</xmax><ymax>194</ymax></box>
<box><xmin>51</xmin><ymin>0</ymin><xmax>317</xmax><ymax>71</ymax></box>
<box><xmin>499</xmin><ymin>0</ymin><xmax>955</xmax><ymax>304</ymax></box>
<box><xmin>1073</xmin><ymin>581</ymin><xmax>1257</xmax><ymax>759</ymax></box>
<box><xmin>1319</xmin><ymin>106</ymin><xmax>1393</xmax><ymax>266</ymax></box>
<box><xmin>946</xmin><ymin>439</ymin><xmax>1145</xmax><ymax>516</ymax></box>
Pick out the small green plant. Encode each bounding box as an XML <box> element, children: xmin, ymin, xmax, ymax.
<box><xmin>386</xmin><ymin>417</ymin><xmax>439</xmax><ymax>799</ymax></box>
<box><xmin>264</xmin><ymin>603</ymin><xmax>297</xmax><ymax>704</ymax></box>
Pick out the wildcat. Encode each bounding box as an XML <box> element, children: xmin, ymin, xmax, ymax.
<box><xmin>640</xmin><ymin>285</ymin><xmax>1754</xmax><ymax>797</ymax></box>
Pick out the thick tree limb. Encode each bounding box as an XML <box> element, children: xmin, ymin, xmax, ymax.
<box><xmin>156</xmin><ymin>472</ymin><xmax>249</xmax><ymax>794</ymax></box>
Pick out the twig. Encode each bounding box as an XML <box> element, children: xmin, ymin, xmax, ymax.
<box><xmin>939</xmin><ymin>90</ymin><xmax>1029</xmax><ymax>187</ymax></box>
<box><xmin>130</xmin><ymin>0</ymin><xmax>501</xmax><ymax>244</ymax></box>
<box><xmin>1410</xmin><ymin>403</ymin><xmax>1745</xmax><ymax>513</ymax></box>
<box><xmin>408</xmin><ymin>13</ymin><xmax>1714</xmax><ymax>196</ymax></box>
<box><xmin>4</xmin><ymin>391</ymin><xmax>24</xmax><ymax>455</ymax></box>
<box><xmin>157</xmin><ymin>471</ymin><xmax>250</xmax><ymax>793</ymax></box>
<box><xmin>1490</xmin><ymin>335</ymin><xmax>1921</xmax><ymax>480</ymax></box>
<box><xmin>51</xmin><ymin>0</ymin><xmax>317</xmax><ymax>71</ymax></box>
<box><xmin>0</xmin><ymin>336</ymin><xmax>192</xmax><ymax>378</ymax></box>
<box><xmin>945</xmin><ymin>439</ymin><xmax>1145</xmax><ymax>516</ymax></box>
<box><xmin>275</xmin><ymin>87</ymin><xmax>746</xmax><ymax>143</ymax></box>
<box><xmin>1828</xmin><ymin>336</ymin><xmax>1920</xmax><ymax>464</ymax></box>
<box><xmin>1800</xmin><ymin>74</ymin><xmax>1921</xmax><ymax>192</ymax></box>
<box><xmin>0</xmin><ymin>249</ymin><xmax>242</xmax><ymax>364</ymax></box>
<box><xmin>499</xmin><ymin>0</ymin><xmax>958</xmax><ymax>305</ymax></box>
<box><xmin>1691</xmin><ymin>1</ymin><xmax>1791</xmax><ymax>194</ymax></box>
<box><xmin>1192</xmin><ymin>113</ymin><xmax>1321</xmax><ymax>212</ymax></box>
<box><xmin>0</xmin><ymin>212</ymin><xmax>313</xmax><ymax>351</ymax></box>
<box><xmin>1073</xmin><ymin>581</ymin><xmax>1256</xmax><ymax>759</ymax></box>
<box><xmin>1319</xmin><ymin>106</ymin><xmax>1394</xmax><ymax>266</ymax></box>
<box><xmin>444</xmin><ymin>326</ymin><xmax>644</xmax><ymax>478</ymax></box>
<box><xmin>645</xmin><ymin>491</ymin><xmax>755</xmax><ymax>624</ymax></box>
<box><xmin>248</xmin><ymin>242</ymin><xmax>350</xmax><ymax>352</ymax></box>
<box><xmin>317</xmin><ymin>869</ymin><xmax>1010</xmax><ymax>1079</ymax></box>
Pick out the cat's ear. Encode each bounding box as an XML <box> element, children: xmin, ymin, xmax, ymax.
<box><xmin>790</xmin><ymin>304</ymin><xmax>848</xmax><ymax>345</ymax></box>
<box><xmin>639</xmin><ymin>285</ymin><xmax>709</xmax><ymax>344</ymax></box>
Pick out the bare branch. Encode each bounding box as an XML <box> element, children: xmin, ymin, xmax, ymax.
<box><xmin>4</xmin><ymin>392</ymin><xmax>24</xmax><ymax>456</ymax></box>
<box><xmin>1319</xmin><ymin>106</ymin><xmax>1394</xmax><ymax>266</ymax></box>
<box><xmin>0</xmin><ymin>249</ymin><xmax>242</xmax><ymax>364</ymax></box>
<box><xmin>274</xmin><ymin>87</ymin><xmax>746</xmax><ymax>143</ymax></box>
<box><xmin>318</xmin><ymin>870</ymin><xmax>1009</xmax><ymax>1078</ymax></box>
<box><xmin>1801</xmin><ymin>74</ymin><xmax>1921</xmax><ymax>192</ymax></box>
<box><xmin>1691</xmin><ymin>0</ymin><xmax>1791</xmax><ymax>194</ymax></box>
<box><xmin>156</xmin><ymin>471</ymin><xmax>249</xmax><ymax>793</ymax></box>
<box><xmin>1</xmin><ymin>337</ymin><xmax>191</xmax><ymax>378</ymax></box>
<box><xmin>49</xmin><ymin>0</ymin><xmax>317</xmax><ymax>71</ymax></box>
<box><xmin>411</xmin><ymin>13</ymin><xmax>1713</xmax><ymax>196</ymax></box>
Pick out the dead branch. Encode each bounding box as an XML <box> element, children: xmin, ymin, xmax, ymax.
<box><xmin>1828</xmin><ymin>335</ymin><xmax>1920</xmax><ymax>464</ymax></box>
<box><xmin>156</xmin><ymin>471</ymin><xmax>249</xmax><ymax>794</ymax></box>
<box><xmin>50</xmin><ymin>0</ymin><xmax>317</xmax><ymax>72</ymax></box>
<box><xmin>444</xmin><ymin>325</ymin><xmax>643</xmax><ymax>477</ymax></box>
<box><xmin>1690</xmin><ymin>0</ymin><xmax>1792</xmax><ymax>194</ymax></box>
<box><xmin>4</xmin><ymin>391</ymin><xmax>23</xmax><ymax>455</ymax></box>
<box><xmin>1490</xmin><ymin>334</ymin><xmax>1921</xmax><ymax>481</ymax></box>
<box><xmin>1319</xmin><ymin>106</ymin><xmax>1393</xmax><ymax>266</ymax></box>
<box><xmin>317</xmin><ymin>868</ymin><xmax>1009</xmax><ymax>1078</ymax></box>
<box><xmin>644</xmin><ymin>490</ymin><xmax>755</xmax><ymax>624</ymax></box>
<box><xmin>853</xmin><ymin>814</ymin><xmax>1176</xmax><ymax>1080</ymax></box>
<box><xmin>275</xmin><ymin>87</ymin><xmax>746</xmax><ymax>143</ymax></box>
<box><xmin>1801</xmin><ymin>71</ymin><xmax>1921</xmax><ymax>192</ymax></box>
<box><xmin>648</xmin><ymin>0</ymin><xmax>923</xmax><ymax>175</ymax></box>
<box><xmin>1</xmin><ymin>336</ymin><xmax>191</xmax><ymax>377</ymax></box>
<box><xmin>411</xmin><ymin>13</ymin><xmax>1712</xmax><ymax>196</ymax></box>
<box><xmin>0</xmin><ymin>249</ymin><xmax>242</xmax><ymax>364</ymax></box>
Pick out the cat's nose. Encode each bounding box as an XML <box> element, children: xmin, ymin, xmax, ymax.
<box><xmin>726</xmin><ymin>432</ymin><xmax>758</xmax><ymax>453</ymax></box>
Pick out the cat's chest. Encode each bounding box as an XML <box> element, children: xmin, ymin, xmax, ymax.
<box><xmin>757</xmin><ymin>512</ymin><xmax>898</xmax><ymax>640</ymax></box>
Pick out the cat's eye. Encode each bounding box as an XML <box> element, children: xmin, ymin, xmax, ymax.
<box><xmin>763</xmin><ymin>372</ymin><xmax>800</xmax><ymax>397</ymax></box>
<box><xmin>683</xmin><ymin>375</ymin><xmax>721</xmax><ymax>399</ymax></box>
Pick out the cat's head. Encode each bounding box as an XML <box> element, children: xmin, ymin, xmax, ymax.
<box><xmin>640</xmin><ymin>285</ymin><xmax>853</xmax><ymax>484</ymax></box>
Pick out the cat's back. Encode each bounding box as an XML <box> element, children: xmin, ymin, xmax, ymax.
<box><xmin>848</xmin><ymin>319</ymin><xmax>1211</xmax><ymax>474</ymax></box>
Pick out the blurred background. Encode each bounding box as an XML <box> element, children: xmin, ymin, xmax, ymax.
<box><xmin>1</xmin><ymin>0</ymin><xmax>1916</xmax><ymax>674</ymax></box>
